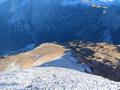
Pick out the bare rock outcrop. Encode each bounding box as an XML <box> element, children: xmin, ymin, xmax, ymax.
<box><xmin>65</xmin><ymin>41</ymin><xmax>120</xmax><ymax>81</ymax></box>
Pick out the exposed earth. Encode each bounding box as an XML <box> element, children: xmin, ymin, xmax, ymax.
<box><xmin>0</xmin><ymin>41</ymin><xmax>120</xmax><ymax>89</ymax></box>
<box><xmin>65</xmin><ymin>41</ymin><xmax>120</xmax><ymax>81</ymax></box>
<box><xmin>1</xmin><ymin>41</ymin><xmax>120</xmax><ymax>81</ymax></box>
<box><xmin>0</xmin><ymin>43</ymin><xmax>66</xmax><ymax>72</ymax></box>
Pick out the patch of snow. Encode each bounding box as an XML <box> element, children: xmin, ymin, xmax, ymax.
<box><xmin>61</xmin><ymin>0</ymin><xmax>117</xmax><ymax>7</ymax></box>
<box><xmin>0</xmin><ymin>67</ymin><xmax>120</xmax><ymax>90</ymax></box>
<box><xmin>40</xmin><ymin>52</ymin><xmax>91</xmax><ymax>73</ymax></box>
<box><xmin>61</xmin><ymin>0</ymin><xmax>81</xmax><ymax>6</ymax></box>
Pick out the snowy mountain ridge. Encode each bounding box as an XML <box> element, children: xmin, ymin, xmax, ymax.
<box><xmin>0</xmin><ymin>67</ymin><xmax>120</xmax><ymax>90</ymax></box>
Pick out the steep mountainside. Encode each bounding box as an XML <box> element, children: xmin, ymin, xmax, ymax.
<box><xmin>65</xmin><ymin>41</ymin><xmax>120</xmax><ymax>81</ymax></box>
<box><xmin>0</xmin><ymin>0</ymin><xmax>120</xmax><ymax>53</ymax></box>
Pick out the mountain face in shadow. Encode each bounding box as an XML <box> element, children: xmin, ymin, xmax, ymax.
<box><xmin>0</xmin><ymin>0</ymin><xmax>120</xmax><ymax>53</ymax></box>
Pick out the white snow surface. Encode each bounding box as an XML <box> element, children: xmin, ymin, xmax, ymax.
<box><xmin>61</xmin><ymin>0</ymin><xmax>118</xmax><ymax>6</ymax></box>
<box><xmin>40</xmin><ymin>52</ymin><xmax>91</xmax><ymax>73</ymax></box>
<box><xmin>0</xmin><ymin>52</ymin><xmax>120</xmax><ymax>90</ymax></box>
<box><xmin>0</xmin><ymin>67</ymin><xmax>120</xmax><ymax>90</ymax></box>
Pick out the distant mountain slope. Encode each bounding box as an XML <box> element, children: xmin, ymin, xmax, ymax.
<box><xmin>0</xmin><ymin>0</ymin><xmax>120</xmax><ymax>52</ymax></box>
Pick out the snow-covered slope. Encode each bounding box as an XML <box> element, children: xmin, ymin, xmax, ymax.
<box><xmin>0</xmin><ymin>0</ymin><xmax>120</xmax><ymax>53</ymax></box>
<box><xmin>0</xmin><ymin>50</ymin><xmax>120</xmax><ymax>89</ymax></box>
<box><xmin>0</xmin><ymin>67</ymin><xmax>120</xmax><ymax>90</ymax></box>
<box><xmin>40</xmin><ymin>52</ymin><xmax>91</xmax><ymax>73</ymax></box>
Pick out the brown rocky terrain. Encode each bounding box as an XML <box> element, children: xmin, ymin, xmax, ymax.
<box><xmin>0</xmin><ymin>43</ymin><xmax>66</xmax><ymax>72</ymax></box>
<box><xmin>65</xmin><ymin>41</ymin><xmax>120</xmax><ymax>81</ymax></box>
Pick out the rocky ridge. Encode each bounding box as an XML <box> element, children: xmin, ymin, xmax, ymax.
<box><xmin>65</xmin><ymin>41</ymin><xmax>120</xmax><ymax>81</ymax></box>
<box><xmin>0</xmin><ymin>43</ymin><xmax>66</xmax><ymax>72</ymax></box>
<box><xmin>0</xmin><ymin>41</ymin><xmax>120</xmax><ymax>82</ymax></box>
